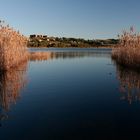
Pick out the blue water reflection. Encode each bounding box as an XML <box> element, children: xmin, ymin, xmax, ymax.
<box><xmin>0</xmin><ymin>48</ymin><xmax>140</xmax><ymax>139</ymax></box>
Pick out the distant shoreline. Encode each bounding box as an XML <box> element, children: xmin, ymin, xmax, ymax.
<box><xmin>27</xmin><ymin>35</ymin><xmax>118</xmax><ymax>48</ymax></box>
<box><xmin>28</xmin><ymin>47</ymin><xmax>113</xmax><ymax>49</ymax></box>
<box><xmin>28</xmin><ymin>46</ymin><xmax>114</xmax><ymax>49</ymax></box>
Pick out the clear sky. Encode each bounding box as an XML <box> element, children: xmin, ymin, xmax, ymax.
<box><xmin>0</xmin><ymin>0</ymin><xmax>140</xmax><ymax>39</ymax></box>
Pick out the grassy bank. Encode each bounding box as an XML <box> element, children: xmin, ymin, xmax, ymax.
<box><xmin>112</xmin><ymin>28</ymin><xmax>140</xmax><ymax>69</ymax></box>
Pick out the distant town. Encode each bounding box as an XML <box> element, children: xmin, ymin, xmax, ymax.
<box><xmin>28</xmin><ymin>34</ymin><xmax>119</xmax><ymax>48</ymax></box>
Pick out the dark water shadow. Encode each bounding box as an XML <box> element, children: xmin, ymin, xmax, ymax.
<box><xmin>0</xmin><ymin>62</ymin><xmax>28</xmax><ymax>124</ymax></box>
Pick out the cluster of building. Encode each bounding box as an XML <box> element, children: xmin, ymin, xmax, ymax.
<box><xmin>29</xmin><ymin>34</ymin><xmax>56</xmax><ymax>42</ymax></box>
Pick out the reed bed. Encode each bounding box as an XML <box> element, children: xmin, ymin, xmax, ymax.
<box><xmin>116</xmin><ymin>64</ymin><xmax>140</xmax><ymax>104</ymax></box>
<box><xmin>112</xmin><ymin>27</ymin><xmax>140</xmax><ymax>68</ymax></box>
<box><xmin>0</xmin><ymin>20</ymin><xmax>28</xmax><ymax>70</ymax></box>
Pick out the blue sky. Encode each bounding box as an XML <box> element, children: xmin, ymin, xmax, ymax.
<box><xmin>0</xmin><ymin>0</ymin><xmax>140</xmax><ymax>39</ymax></box>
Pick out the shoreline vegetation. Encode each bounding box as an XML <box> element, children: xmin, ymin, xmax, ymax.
<box><xmin>112</xmin><ymin>27</ymin><xmax>140</xmax><ymax>69</ymax></box>
<box><xmin>0</xmin><ymin>19</ymin><xmax>140</xmax><ymax>70</ymax></box>
<box><xmin>0</xmin><ymin>20</ymin><xmax>28</xmax><ymax>70</ymax></box>
<box><xmin>27</xmin><ymin>34</ymin><xmax>119</xmax><ymax>48</ymax></box>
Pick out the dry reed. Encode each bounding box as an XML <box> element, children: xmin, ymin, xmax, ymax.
<box><xmin>112</xmin><ymin>27</ymin><xmax>140</xmax><ymax>68</ymax></box>
<box><xmin>0</xmin><ymin>20</ymin><xmax>28</xmax><ymax>70</ymax></box>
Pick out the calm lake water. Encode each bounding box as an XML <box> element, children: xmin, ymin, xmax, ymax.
<box><xmin>0</xmin><ymin>48</ymin><xmax>140</xmax><ymax>140</ymax></box>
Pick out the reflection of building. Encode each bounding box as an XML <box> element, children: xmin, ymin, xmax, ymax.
<box><xmin>0</xmin><ymin>61</ymin><xmax>28</xmax><ymax>111</ymax></box>
<box><xmin>116</xmin><ymin>64</ymin><xmax>140</xmax><ymax>104</ymax></box>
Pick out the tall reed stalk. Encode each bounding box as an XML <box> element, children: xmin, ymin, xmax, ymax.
<box><xmin>0</xmin><ymin>20</ymin><xmax>28</xmax><ymax>70</ymax></box>
<box><xmin>112</xmin><ymin>27</ymin><xmax>140</xmax><ymax>68</ymax></box>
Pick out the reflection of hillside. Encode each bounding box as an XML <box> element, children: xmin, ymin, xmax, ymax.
<box><xmin>52</xmin><ymin>51</ymin><xmax>111</xmax><ymax>59</ymax></box>
<box><xmin>116</xmin><ymin>64</ymin><xmax>140</xmax><ymax>104</ymax></box>
<box><xmin>30</xmin><ymin>50</ymin><xmax>111</xmax><ymax>61</ymax></box>
<box><xmin>0</xmin><ymin>61</ymin><xmax>28</xmax><ymax>113</ymax></box>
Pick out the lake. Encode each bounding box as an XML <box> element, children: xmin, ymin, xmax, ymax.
<box><xmin>0</xmin><ymin>48</ymin><xmax>140</xmax><ymax>140</ymax></box>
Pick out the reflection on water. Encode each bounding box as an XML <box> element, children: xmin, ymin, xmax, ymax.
<box><xmin>51</xmin><ymin>51</ymin><xmax>111</xmax><ymax>59</ymax></box>
<box><xmin>0</xmin><ymin>62</ymin><xmax>28</xmax><ymax>122</ymax></box>
<box><xmin>116</xmin><ymin>64</ymin><xmax>140</xmax><ymax>104</ymax></box>
<box><xmin>1</xmin><ymin>49</ymin><xmax>140</xmax><ymax>139</ymax></box>
<box><xmin>30</xmin><ymin>52</ymin><xmax>53</xmax><ymax>61</ymax></box>
<box><xmin>30</xmin><ymin>50</ymin><xmax>111</xmax><ymax>61</ymax></box>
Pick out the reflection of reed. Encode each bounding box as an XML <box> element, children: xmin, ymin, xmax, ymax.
<box><xmin>29</xmin><ymin>51</ymin><xmax>111</xmax><ymax>61</ymax></box>
<box><xmin>0</xmin><ymin>61</ymin><xmax>28</xmax><ymax>111</ymax></box>
<box><xmin>30</xmin><ymin>52</ymin><xmax>53</xmax><ymax>61</ymax></box>
<box><xmin>116</xmin><ymin>64</ymin><xmax>140</xmax><ymax>104</ymax></box>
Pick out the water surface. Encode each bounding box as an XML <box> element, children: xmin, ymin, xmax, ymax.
<box><xmin>0</xmin><ymin>48</ymin><xmax>140</xmax><ymax>140</ymax></box>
